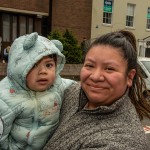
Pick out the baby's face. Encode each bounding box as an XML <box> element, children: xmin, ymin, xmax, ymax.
<box><xmin>26</xmin><ymin>56</ymin><xmax>56</xmax><ymax>92</ymax></box>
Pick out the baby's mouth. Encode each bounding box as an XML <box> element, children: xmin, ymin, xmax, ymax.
<box><xmin>37</xmin><ymin>79</ymin><xmax>48</xmax><ymax>85</ymax></box>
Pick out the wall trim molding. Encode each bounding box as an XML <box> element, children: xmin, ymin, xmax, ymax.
<box><xmin>0</xmin><ymin>7</ymin><xmax>48</xmax><ymax>16</ymax></box>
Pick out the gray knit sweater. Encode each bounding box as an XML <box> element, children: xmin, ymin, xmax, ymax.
<box><xmin>44</xmin><ymin>83</ymin><xmax>149</xmax><ymax>150</ymax></box>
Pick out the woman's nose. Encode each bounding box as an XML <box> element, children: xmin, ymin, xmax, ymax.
<box><xmin>90</xmin><ymin>69</ymin><xmax>104</xmax><ymax>81</ymax></box>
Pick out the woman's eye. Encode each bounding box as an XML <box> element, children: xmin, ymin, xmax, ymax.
<box><xmin>84</xmin><ymin>64</ymin><xmax>93</xmax><ymax>68</ymax></box>
<box><xmin>105</xmin><ymin>67</ymin><xmax>115</xmax><ymax>71</ymax></box>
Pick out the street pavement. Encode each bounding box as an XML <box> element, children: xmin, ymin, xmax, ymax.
<box><xmin>142</xmin><ymin>117</ymin><xmax>150</xmax><ymax>148</ymax></box>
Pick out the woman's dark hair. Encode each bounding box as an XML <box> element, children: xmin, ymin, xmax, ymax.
<box><xmin>85</xmin><ymin>30</ymin><xmax>150</xmax><ymax>120</ymax></box>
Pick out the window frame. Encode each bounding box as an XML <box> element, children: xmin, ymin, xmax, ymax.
<box><xmin>103</xmin><ymin>0</ymin><xmax>113</xmax><ymax>24</ymax></box>
<box><xmin>126</xmin><ymin>3</ymin><xmax>135</xmax><ymax>27</ymax></box>
<box><xmin>146</xmin><ymin>7</ymin><xmax>150</xmax><ymax>29</ymax></box>
<box><xmin>1</xmin><ymin>13</ymin><xmax>35</xmax><ymax>43</ymax></box>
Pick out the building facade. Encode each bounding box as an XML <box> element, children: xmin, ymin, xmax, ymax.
<box><xmin>51</xmin><ymin>0</ymin><xmax>150</xmax><ymax>56</ymax></box>
<box><xmin>0</xmin><ymin>0</ymin><xmax>49</xmax><ymax>58</ymax></box>
<box><xmin>51</xmin><ymin>0</ymin><xmax>92</xmax><ymax>43</ymax></box>
<box><xmin>91</xmin><ymin>0</ymin><xmax>150</xmax><ymax>57</ymax></box>
<box><xmin>0</xmin><ymin>0</ymin><xmax>150</xmax><ymax>59</ymax></box>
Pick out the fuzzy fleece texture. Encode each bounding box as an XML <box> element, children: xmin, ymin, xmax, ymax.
<box><xmin>0</xmin><ymin>32</ymin><xmax>75</xmax><ymax>150</ymax></box>
<box><xmin>44</xmin><ymin>83</ymin><xmax>149</xmax><ymax>150</ymax></box>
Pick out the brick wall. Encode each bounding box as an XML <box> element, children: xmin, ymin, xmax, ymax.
<box><xmin>0</xmin><ymin>63</ymin><xmax>82</xmax><ymax>80</ymax></box>
<box><xmin>0</xmin><ymin>0</ymin><xmax>49</xmax><ymax>13</ymax></box>
<box><xmin>0</xmin><ymin>63</ymin><xmax>7</xmax><ymax>80</ymax></box>
<box><xmin>52</xmin><ymin>0</ymin><xmax>92</xmax><ymax>43</ymax></box>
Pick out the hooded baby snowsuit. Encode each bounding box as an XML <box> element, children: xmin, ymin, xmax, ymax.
<box><xmin>0</xmin><ymin>32</ymin><xmax>75</xmax><ymax>149</ymax></box>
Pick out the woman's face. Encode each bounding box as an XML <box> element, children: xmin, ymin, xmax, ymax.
<box><xmin>80</xmin><ymin>45</ymin><xmax>136</xmax><ymax>108</ymax></box>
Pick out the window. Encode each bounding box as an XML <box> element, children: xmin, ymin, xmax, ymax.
<box><xmin>146</xmin><ymin>7</ymin><xmax>150</xmax><ymax>29</ymax></box>
<box><xmin>12</xmin><ymin>16</ymin><xmax>17</xmax><ymax>41</ymax></box>
<box><xmin>20</xmin><ymin>16</ymin><xmax>34</xmax><ymax>35</ymax></box>
<box><xmin>2</xmin><ymin>14</ymin><xmax>10</xmax><ymax>42</ymax></box>
<box><xmin>103</xmin><ymin>12</ymin><xmax>112</xmax><ymax>24</ymax></box>
<box><xmin>103</xmin><ymin>0</ymin><xmax>113</xmax><ymax>24</ymax></box>
<box><xmin>28</xmin><ymin>17</ymin><xmax>33</xmax><ymax>33</ymax></box>
<box><xmin>19</xmin><ymin>16</ymin><xmax>26</xmax><ymax>36</ymax></box>
<box><xmin>1</xmin><ymin>13</ymin><xmax>35</xmax><ymax>44</ymax></box>
<box><xmin>126</xmin><ymin>4</ymin><xmax>135</xmax><ymax>27</ymax></box>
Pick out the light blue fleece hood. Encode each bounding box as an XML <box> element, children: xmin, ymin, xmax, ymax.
<box><xmin>0</xmin><ymin>33</ymin><xmax>76</xmax><ymax>150</ymax></box>
<box><xmin>7</xmin><ymin>32</ymin><xmax>65</xmax><ymax>90</ymax></box>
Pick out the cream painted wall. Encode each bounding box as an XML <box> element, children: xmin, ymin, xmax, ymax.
<box><xmin>91</xmin><ymin>0</ymin><xmax>150</xmax><ymax>41</ymax></box>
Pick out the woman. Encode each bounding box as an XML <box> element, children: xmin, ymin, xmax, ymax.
<box><xmin>44</xmin><ymin>30</ymin><xmax>150</xmax><ymax>150</ymax></box>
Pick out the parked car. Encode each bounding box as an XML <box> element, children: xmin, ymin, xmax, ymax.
<box><xmin>138</xmin><ymin>57</ymin><xmax>150</xmax><ymax>96</ymax></box>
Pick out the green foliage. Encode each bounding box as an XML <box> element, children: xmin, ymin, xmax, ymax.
<box><xmin>47</xmin><ymin>30</ymin><xmax>63</xmax><ymax>42</ymax></box>
<box><xmin>47</xmin><ymin>29</ymin><xmax>82</xmax><ymax>64</ymax></box>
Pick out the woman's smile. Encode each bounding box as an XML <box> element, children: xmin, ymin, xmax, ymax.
<box><xmin>87</xmin><ymin>84</ymin><xmax>107</xmax><ymax>91</ymax></box>
<box><xmin>80</xmin><ymin>45</ymin><xmax>132</xmax><ymax>106</ymax></box>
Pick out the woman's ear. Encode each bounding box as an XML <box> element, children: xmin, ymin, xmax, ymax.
<box><xmin>127</xmin><ymin>69</ymin><xmax>136</xmax><ymax>87</ymax></box>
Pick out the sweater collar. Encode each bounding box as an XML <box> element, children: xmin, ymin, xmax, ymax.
<box><xmin>79</xmin><ymin>88</ymin><xmax>129</xmax><ymax>114</ymax></box>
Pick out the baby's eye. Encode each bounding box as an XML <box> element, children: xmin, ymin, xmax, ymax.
<box><xmin>45</xmin><ymin>63</ymin><xmax>53</xmax><ymax>68</ymax></box>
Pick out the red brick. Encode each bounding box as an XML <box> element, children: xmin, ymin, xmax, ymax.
<box><xmin>0</xmin><ymin>0</ymin><xmax>49</xmax><ymax>14</ymax></box>
<box><xmin>51</xmin><ymin>0</ymin><xmax>92</xmax><ymax>43</ymax></box>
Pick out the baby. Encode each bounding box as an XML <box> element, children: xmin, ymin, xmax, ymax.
<box><xmin>0</xmin><ymin>32</ymin><xmax>75</xmax><ymax>149</ymax></box>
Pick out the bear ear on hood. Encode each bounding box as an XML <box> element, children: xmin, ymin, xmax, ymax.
<box><xmin>51</xmin><ymin>40</ymin><xmax>63</xmax><ymax>52</ymax></box>
<box><xmin>23</xmin><ymin>32</ymin><xmax>38</xmax><ymax>50</ymax></box>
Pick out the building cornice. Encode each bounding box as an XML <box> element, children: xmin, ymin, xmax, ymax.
<box><xmin>0</xmin><ymin>7</ymin><xmax>48</xmax><ymax>16</ymax></box>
